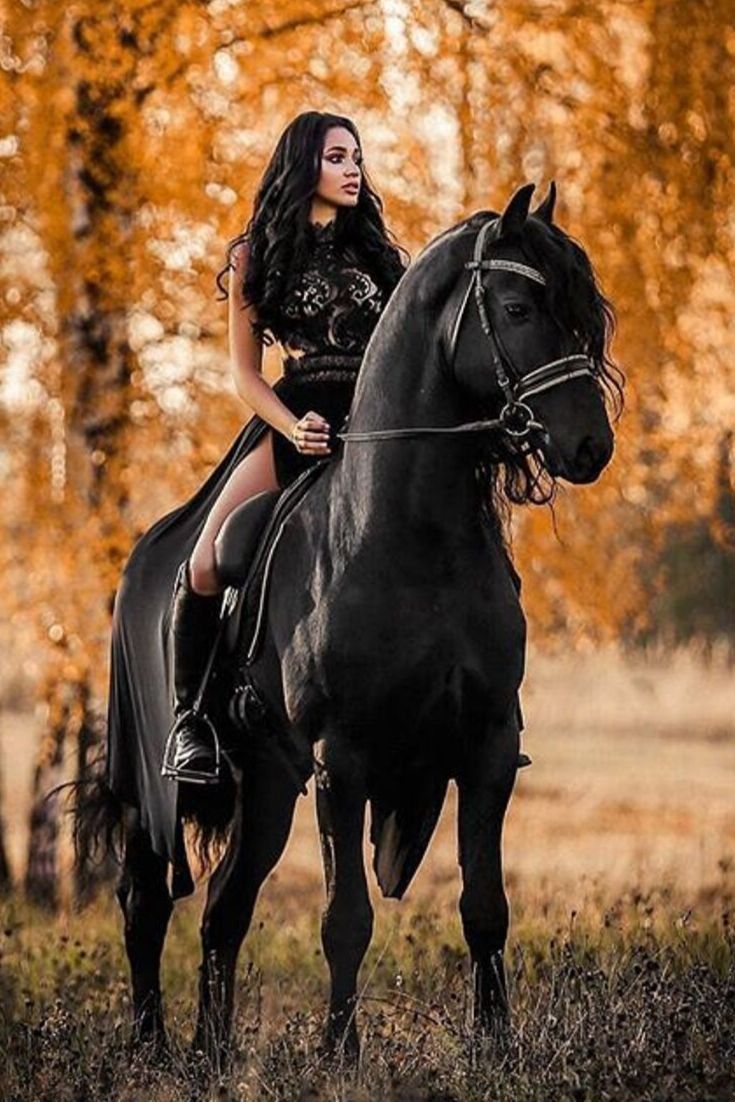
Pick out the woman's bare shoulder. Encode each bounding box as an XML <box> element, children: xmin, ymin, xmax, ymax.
<box><xmin>230</xmin><ymin>237</ymin><xmax>251</xmax><ymax>274</ymax></box>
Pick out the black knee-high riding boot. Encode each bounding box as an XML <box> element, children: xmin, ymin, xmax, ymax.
<box><xmin>161</xmin><ymin>560</ymin><xmax>224</xmax><ymax>785</ymax></box>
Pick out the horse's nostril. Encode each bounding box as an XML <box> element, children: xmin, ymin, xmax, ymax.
<box><xmin>576</xmin><ymin>435</ymin><xmax>610</xmax><ymax>474</ymax></box>
<box><xmin>578</xmin><ymin>437</ymin><xmax>595</xmax><ymax>464</ymax></box>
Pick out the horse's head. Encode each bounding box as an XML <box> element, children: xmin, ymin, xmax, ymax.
<box><xmin>441</xmin><ymin>182</ymin><xmax>622</xmax><ymax>499</ymax></box>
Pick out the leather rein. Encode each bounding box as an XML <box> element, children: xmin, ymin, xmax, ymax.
<box><xmin>336</xmin><ymin>216</ymin><xmax>598</xmax><ymax>447</ymax></box>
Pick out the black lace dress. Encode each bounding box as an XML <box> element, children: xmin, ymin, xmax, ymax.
<box><xmin>267</xmin><ymin>217</ymin><xmax>386</xmax><ymax>484</ymax></box>
<box><xmin>104</xmin><ymin>219</ymin><xmax>399</xmax><ymax>897</ymax></box>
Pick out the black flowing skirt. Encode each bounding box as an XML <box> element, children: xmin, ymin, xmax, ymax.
<box><xmin>105</xmin><ymin>353</ymin><xmax>361</xmax><ymax>897</ymax></box>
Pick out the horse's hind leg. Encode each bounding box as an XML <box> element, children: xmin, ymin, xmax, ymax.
<box><xmin>116</xmin><ymin>804</ymin><xmax>173</xmax><ymax>1053</ymax></box>
<box><xmin>456</xmin><ymin>713</ymin><xmax>519</xmax><ymax>1035</ymax></box>
<box><xmin>192</xmin><ymin>750</ymin><xmax>301</xmax><ymax>1070</ymax></box>
<box><xmin>314</xmin><ymin>737</ymin><xmax>372</xmax><ymax>1060</ymax></box>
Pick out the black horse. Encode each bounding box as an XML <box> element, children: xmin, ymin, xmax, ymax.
<box><xmin>93</xmin><ymin>181</ymin><xmax>621</xmax><ymax>1066</ymax></box>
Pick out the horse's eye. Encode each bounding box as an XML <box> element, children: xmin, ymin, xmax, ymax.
<box><xmin>504</xmin><ymin>302</ymin><xmax>529</xmax><ymax>319</ymax></box>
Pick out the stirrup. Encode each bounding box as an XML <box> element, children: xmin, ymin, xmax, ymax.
<box><xmin>161</xmin><ymin>711</ymin><xmax>222</xmax><ymax>785</ymax></box>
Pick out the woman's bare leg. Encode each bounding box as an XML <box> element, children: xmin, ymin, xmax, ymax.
<box><xmin>189</xmin><ymin>430</ymin><xmax>279</xmax><ymax>595</ymax></box>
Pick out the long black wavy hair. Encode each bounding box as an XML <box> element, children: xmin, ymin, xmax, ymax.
<box><xmin>215</xmin><ymin>110</ymin><xmax>410</xmax><ymax>345</ymax></box>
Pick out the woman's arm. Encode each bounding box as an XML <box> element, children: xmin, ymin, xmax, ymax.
<box><xmin>228</xmin><ymin>241</ymin><xmax>299</xmax><ymax>439</ymax></box>
<box><xmin>228</xmin><ymin>241</ymin><xmax>331</xmax><ymax>455</ymax></box>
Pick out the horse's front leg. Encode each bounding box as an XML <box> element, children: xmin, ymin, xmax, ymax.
<box><xmin>456</xmin><ymin>710</ymin><xmax>519</xmax><ymax>1036</ymax></box>
<box><xmin>314</xmin><ymin>736</ymin><xmax>373</xmax><ymax>1060</ymax></box>
<box><xmin>193</xmin><ymin>747</ymin><xmax>301</xmax><ymax>1072</ymax></box>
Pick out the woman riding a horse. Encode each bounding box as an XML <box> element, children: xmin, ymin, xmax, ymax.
<box><xmin>87</xmin><ymin>114</ymin><xmax>603</xmax><ymax>1059</ymax></box>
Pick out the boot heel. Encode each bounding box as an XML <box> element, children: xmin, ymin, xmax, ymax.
<box><xmin>161</xmin><ymin>711</ymin><xmax>222</xmax><ymax>784</ymax></box>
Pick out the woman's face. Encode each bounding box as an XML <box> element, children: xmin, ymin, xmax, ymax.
<box><xmin>315</xmin><ymin>125</ymin><xmax>363</xmax><ymax>211</ymax></box>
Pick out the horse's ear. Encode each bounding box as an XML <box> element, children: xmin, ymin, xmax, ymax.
<box><xmin>533</xmin><ymin>180</ymin><xmax>557</xmax><ymax>224</ymax></box>
<box><xmin>496</xmin><ymin>183</ymin><xmax>535</xmax><ymax>239</ymax></box>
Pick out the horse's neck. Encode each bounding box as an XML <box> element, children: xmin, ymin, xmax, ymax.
<box><xmin>334</xmin><ymin>338</ymin><xmax>481</xmax><ymax>547</ymax></box>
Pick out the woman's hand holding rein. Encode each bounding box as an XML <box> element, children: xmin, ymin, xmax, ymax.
<box><xmin>289</xmin><ymin>411</ymin><xmax>331</xmax><ymax>455</ymax></box>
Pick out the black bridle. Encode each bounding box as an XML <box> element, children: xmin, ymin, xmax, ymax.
<box><xmin>337</xmin><ymin>216</ymin><xmax>598</xmax><ymax>446</ymax></box>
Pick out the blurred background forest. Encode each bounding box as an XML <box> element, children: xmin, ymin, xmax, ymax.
<box><xmin>0</xmin><ymin>0</ymin><xmax>733</xmax><ymax>912</ymax></box>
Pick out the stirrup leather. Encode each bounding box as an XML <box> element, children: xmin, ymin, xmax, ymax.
<box><xmin>161</xmin><ymin>710</ymin><xmax>222</xmax><ymax>785</ymax></box>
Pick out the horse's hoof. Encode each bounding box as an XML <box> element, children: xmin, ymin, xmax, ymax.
<box><xmin>320</xmin><ymin>1024</ymin><xmax>361</xmax><ymax>1066</ymax></box>
<box><xmin>472</xmin><ymin>1010</ymin><xmax>511</xmax><ymax>1058</ymax></box>
<box><xmin>129</xmin><ymin>1026</ymin><xmax>172</xmax><ymax>1067</ymax></box>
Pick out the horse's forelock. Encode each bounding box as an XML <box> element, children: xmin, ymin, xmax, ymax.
<box><xmin>522</xmin><ymin>220</ymin><xmax>592</xmax><ymax>318</ymax></box>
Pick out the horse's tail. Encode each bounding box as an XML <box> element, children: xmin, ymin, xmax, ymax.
<box><xmin>178</xmin><ymin>775</ymin><xmax>237</xmax><ymax>876</ymax></box>
<box><xmin>48</xmin><ymin>754</ymin><xmax>125</xmax><ymax>872</ymax></box>
<box><xmin>49</xmin><ymin>751</ymin><xmax>237</xmax><ymax>886</ymax></box>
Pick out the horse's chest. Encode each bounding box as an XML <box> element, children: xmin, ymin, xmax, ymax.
<box><xmin>285</xmin><ymin>573</ymin><xmax>525</xmax><ymax>731</ymax></box>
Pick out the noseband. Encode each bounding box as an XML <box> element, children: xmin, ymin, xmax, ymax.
<box><xmin>338</xmin><ymin>215</ymin><xmax>598</xmax><ymax>446</ymax></box>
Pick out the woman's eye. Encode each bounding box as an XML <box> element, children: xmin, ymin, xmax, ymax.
<box><xmin>504</xmin><ymin>303</ymin><xmax>529</xmax><ymax>319</ymax></box>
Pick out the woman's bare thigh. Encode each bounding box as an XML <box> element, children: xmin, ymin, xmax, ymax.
<box><xmin>189</xmin><ymin>429</ymin><xmax>279</xmax><ymax>594</ymax></box>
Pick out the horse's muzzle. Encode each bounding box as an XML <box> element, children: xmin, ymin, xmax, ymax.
<box><xmin>550</xmin><ymin>430</ymin><xmax>614</xmax><ymax>484</ymax></box>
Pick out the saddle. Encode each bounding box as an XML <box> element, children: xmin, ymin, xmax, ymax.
<box><xmin>213</xmin><ymin>458</ymin><xmax>330</xmax><ymax>667</ymax></box>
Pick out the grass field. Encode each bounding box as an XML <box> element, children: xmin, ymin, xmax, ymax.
<box><xmin>0</xmin><ymin>647</ymin><xmax>733</xmax><ymax>1100</ymax></box>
